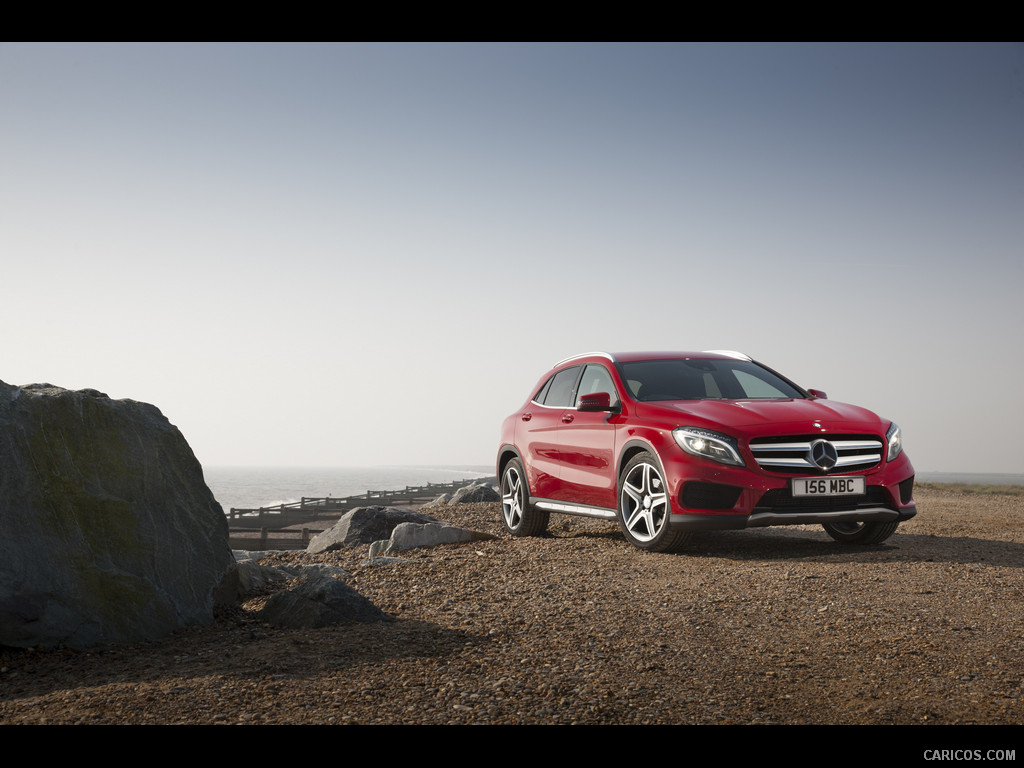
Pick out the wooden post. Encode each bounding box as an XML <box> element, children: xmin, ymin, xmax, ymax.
<box><xmin>260</xmin><ymin>527</ymin><xmax>268</xmax><ymax>551</ymax></box>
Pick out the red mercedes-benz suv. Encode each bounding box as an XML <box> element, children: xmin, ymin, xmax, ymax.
<box><xmin>496</xmin><ymin>351</ymin><xmax>915</xmax><ymax>552</ymax></box>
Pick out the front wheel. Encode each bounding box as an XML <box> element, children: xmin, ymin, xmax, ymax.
<box><xmin>617</xmin><ymin>452</ymin><xmax>691</xmax><ymax>553</ymax></box>
<box><xmin>822</xmin><ymin>520</ymin><xmax>899</xmax><ymax>545</ymax></box>
<box><xmin>500</xmin><ymin>458</ymin><xmax>549</xmax><ymax>537</ymax></box>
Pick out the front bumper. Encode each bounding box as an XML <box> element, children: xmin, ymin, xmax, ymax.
<box><xmin>667</xmin><ymin>503</ymin><xmax>916</xmax><ymax>531</ymax></box>
<box><xmin>661</xmin><ymin>448</ymin><xmax>916</xmax><ymax>531</ymax></box>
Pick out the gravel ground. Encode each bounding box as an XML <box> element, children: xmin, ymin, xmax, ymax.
<box><xmin>2</xmin><ymin>485</ymin><xmax>1023</xmax><ymax>727</ymax></box>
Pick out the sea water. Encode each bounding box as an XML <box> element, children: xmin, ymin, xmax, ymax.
<box><xmin>204</xmin><ymin>465</ymin><xmax>494</xmax><ymax>513</ymax></box>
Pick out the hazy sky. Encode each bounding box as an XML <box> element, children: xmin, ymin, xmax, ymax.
<box><xmin>2</xmin><ymin>43</ymin><xmax>1021</xmax><ymax>473</ymax></box>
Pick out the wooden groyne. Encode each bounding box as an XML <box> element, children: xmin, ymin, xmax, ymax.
<box><xmin>226</xmin><ymin>476</ymin><xmax>497</xmax><ymax>543</ymax></box>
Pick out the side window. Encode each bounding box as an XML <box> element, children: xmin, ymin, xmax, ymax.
<box><xmin>575</xmin><ymin>364</ymin><xmax>620</xmax><ymax>408</ymax></box>
<box><xmin>541</xmin><ymin>366</ymin><xmax>581</xmax><ymax>407</ymax></box>
<box><xmin>532</xmin><ymin>376</ymin><xmax>553</xmax><ymax>405</ymax></box>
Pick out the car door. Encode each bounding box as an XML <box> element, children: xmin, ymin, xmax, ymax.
<box><xmin>516</xmin><ymin>365</ymin><xmax>581</xmax><ymax>501</ymax></box>
<box><xmin>555</xmin><ymin>363</ymin><xmax>621</xmax><ymax>509</ymax></box>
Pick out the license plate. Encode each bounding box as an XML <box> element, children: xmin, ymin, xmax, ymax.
<box><xmin>792</xmin><ymin>476</ymin><xmax>866</xmax><ymax>497</ymax></box>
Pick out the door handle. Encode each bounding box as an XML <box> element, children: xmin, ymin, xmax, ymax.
<box><xmin>521</xmin><ymin>413</ymin><xmax>532</xmax><ymax>421</ymax></box>
<box><xmin>562</xmin><ymin>413</ymin><xmax>575</xmax><ymax>423</ymax></box>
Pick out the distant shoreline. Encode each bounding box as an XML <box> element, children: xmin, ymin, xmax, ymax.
<box><xmin>204</xmin><ymin>464</ymin><xmax>494</xmax><ymax>514</ymax></box>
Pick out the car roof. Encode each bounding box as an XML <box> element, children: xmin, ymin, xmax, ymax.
<box><xmin>553</xmin><ymin>350</ymin><xmax>752</xmax><ymax>367</ymax></box>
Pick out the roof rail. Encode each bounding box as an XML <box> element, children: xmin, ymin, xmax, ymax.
<box><xmin>552</xmin><ymin>351</ymin><xmax>615</xmax><ymax>367</ymax></box>
<box><xmin>702</xmin><ymin>349</ymin><xmax>752</xmax><ymax>361</ymax></box>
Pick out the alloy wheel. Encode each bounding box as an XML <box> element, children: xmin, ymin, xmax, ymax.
<box><xmin>621</xmin><ymin>461</ymin><xmax>668</xmax><ymax>542</ymax></box>
<box><xmin>502</xmin><ymin>465</ymin><xmax>525</xmax><ymax>530</ymax></box>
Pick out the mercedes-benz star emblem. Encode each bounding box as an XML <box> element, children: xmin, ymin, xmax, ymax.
<box><xmin>808</xmin><ymin>439</ymin><xmax>838</xmax><ymax>471</ymax></box>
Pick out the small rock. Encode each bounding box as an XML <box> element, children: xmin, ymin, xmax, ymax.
<box><xmin>306</xmin><ymin>506</ymin><xmax>442</xmax><ymax>553</ymax></box>
<box><xmin>450</xmin><ymin>483</ymin><xmax>500</xmax><ymax>504</ymax></box>
<box><xmin>256</xmin><ymin>574</ymin><xmax>390</xmax><ymax>628</ymax></box>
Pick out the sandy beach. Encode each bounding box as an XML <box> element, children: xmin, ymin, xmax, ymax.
<box><xmin>1</xmin><ymin>484</ymin><xmax>1022</xmax><ymax>727</ymax></box>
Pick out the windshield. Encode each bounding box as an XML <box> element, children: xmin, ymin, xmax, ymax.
<box><xmin>618</xmin><ymin>358</ymin><xmax>806</xmax><ymax>401</ymax></box>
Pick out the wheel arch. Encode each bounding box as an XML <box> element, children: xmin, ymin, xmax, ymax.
<box><xmin>617</xmin><ymin>438</ymin><xmax>662</xmax><ymax>481</ymax></box>
<box><xmin>616</xmin><ymin>435</ymin><xmax>681</xmax><ymax>514</ymax></box>
<box><xmin>496</xmin><ymin>444</ymin><xmax>523</xmax><ymax>481</ymax></box>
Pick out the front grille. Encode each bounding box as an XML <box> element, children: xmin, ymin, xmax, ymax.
<box><xmin>754</xmin><ymin>486</ymin><xmax>892</xmax><ymax>514</ymax></box>
<box><xmin>749</xmin><ymin>434</ymin><xmax>883</xmax><ymax>474</ymax></box>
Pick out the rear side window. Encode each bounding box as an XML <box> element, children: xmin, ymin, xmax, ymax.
<box><xmin>537</xmin><ymin>366</ymin><xmax>582</xmax><ymax>407</ymax></box>
<box><xmin>532</xmin><ymin>377</ymin><xmax>553</xmax><ymax>404</ymax></box>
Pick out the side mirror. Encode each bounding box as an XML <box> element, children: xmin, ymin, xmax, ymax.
<box><xmin>577</xmin><ymin>392</ymin><xmax>616</xmax><ymax>412</ymax></box>
<box><xmin>807</xmin><ymin>388</ymin><xmax>828</xmax><ymax>399</ymax></box>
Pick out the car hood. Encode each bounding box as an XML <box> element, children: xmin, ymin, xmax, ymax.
<box><xmin>639</xmin><ymin>398</ymin><xmax>887</xmax><ymax>435</ymax></box>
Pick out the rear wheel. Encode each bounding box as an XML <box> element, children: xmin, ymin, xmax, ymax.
<box><xmin>501</xmin><ymin>458</ymin><xmax>549</xmax><ymax>536</ymax></box>
<box><xmin>617</xmin><ymin>452</ymin><xmax>691</xmax><ymax>553</ymax></box>
<box><xmin>822</xmin><ymin>520</ymin><xmax>899</xmax><ymax>545</ymax></box>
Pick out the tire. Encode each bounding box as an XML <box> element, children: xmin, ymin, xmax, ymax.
<box><xmin>500</xmin><ymin>458</ymin><xmax>549</xmax><ymax>537</ymax></box>
<box><xmin>822</xmin><ymin>520</ymin><xmax>899</xmax><ymax>545</ymax></box>
<box><xmin>617</xmin><ymin>452</ymin><xmax>691</xmax><ymax>553</ymax></box>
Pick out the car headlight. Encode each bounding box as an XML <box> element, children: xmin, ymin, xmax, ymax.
<box><xmin>886</xmin><ymin>422</ymin><xmax>903</xmax><ymax>461</ymax></box>
<box><xmin>674</xmin><ymin>427</ymin><xmax>744</xmax><ymax>467</ymax></box>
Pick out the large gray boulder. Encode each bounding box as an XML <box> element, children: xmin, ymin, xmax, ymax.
<box><xmin>0</xmin><ymin>381</ymin><xmax>236</xmax><ymax>649</ymax></box>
